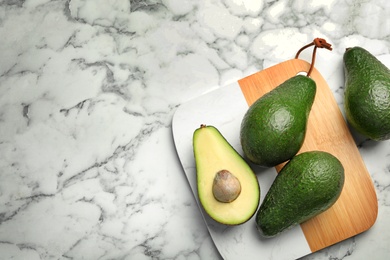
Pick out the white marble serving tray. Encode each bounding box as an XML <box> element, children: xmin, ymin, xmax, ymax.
<box><xmin>172</xmin><ymin>54</ymin><xmax>390</xmax><ymax>259</ymax></box>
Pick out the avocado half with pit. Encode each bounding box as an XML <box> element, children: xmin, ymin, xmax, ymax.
<box><xmin>193</xmin><ymin>125</ymin><xmax>260</xmax><ymax>225</ymax></box>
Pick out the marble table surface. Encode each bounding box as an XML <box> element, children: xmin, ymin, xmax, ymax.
<box><xmin>0</xmin><ymin>0</ymin><xmax>389</xmax><ymax>259</ymax></box>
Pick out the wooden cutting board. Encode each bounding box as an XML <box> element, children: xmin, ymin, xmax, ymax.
<box><xmin>238</xmin><ymin>59</ymin><xmax>378</xmax><ymax>252</ymax></box>
<box><xmin>172</xmin><ymin>56</ymin><xmax>381</xmax><ymax>259</ymax></box>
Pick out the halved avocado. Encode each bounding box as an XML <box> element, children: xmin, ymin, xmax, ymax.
<box><xmin>193</xmin><ymin>124</ymin><xmax>260</xmax><ymax>225</ymax></box>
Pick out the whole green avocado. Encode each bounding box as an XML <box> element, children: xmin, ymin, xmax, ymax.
<box><xmin>240</xmin><ymin>75</ymin><xmax>316</xmax><ymax>167</ymax></box>
<box><xmin>344</xmin><ymin>47</ymin><xmax>390</xmax><ymax>141</ymax></box>
<box><xmin>256</xmin><ymin>151</ymin><xmax>345</xmax><ymax>237</ymax></box>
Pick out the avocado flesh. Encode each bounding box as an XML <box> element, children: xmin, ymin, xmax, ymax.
<box><xmin>193</xmin><ymin>125</ymin><xmax>260</xmax><ymax>225</ymax></box>
<box><xmin>344</xmin><ymin>47</ymin><xmax>390</xmax><ymax>141</ymax></box>
<box><xmin>256</xmin><ymin>151</ymin><xmax>345</xmax><ymax>237</ymax></box>
<box><xmin>240</xmin><ymin>75</ymin><xmax>316</xmax><ymax>167</ymax></box>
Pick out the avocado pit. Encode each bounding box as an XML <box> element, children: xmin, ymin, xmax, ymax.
<box><xmin>212</xmin><ymin>170</ymin><xmax>241</xmax><ymax>203</ymax></box>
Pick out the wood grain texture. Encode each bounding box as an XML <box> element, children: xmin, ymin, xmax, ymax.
<box><xmin>238</xmin><ymin>59</ymin><xmax>378</xmax><ymax>252</ymax></box>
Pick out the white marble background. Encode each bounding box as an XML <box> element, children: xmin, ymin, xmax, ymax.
<box><xmin>0</xmin><ymin>0</ymin><xmax>389</xmax><ymax>259</ymax></box>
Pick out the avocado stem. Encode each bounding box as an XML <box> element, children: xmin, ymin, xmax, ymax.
<box><xmin>295</xmin><ymin>38</ymin><xmax>332</xmax><ymax>77</ymax></box>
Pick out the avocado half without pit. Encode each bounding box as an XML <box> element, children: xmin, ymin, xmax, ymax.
<box><xmin>193</xmin><ymin>124</ymin><xmax>260</xmax><ymax>225</ymax></box>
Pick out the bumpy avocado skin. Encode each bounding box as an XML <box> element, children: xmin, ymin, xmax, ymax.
<box><xmin>344</xmin><ymin>47</ymin><xmax>390</xmax><ymax>141</ymax></box>
<box><xmin>256</xmin><ymin>151</ymin><xmax>345</xmax><ymax>237</ymax></box>
<box><xmin>240</xmin><ymin>75</ymin><xmax>316</xmax><ymax>167</ymax></box>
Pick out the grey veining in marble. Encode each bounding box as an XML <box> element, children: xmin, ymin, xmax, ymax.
<box><xmin>0</xmin><ymin>0</ymin><xmax>389</xmax><ymax>259</ymax></box>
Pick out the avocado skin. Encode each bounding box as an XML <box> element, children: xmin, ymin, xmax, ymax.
<box><xmin>240</xmin><ymin>75</ymin><xmax>316</xmax><ymax>167</ymax></box>
<box><xmin>344</xmin><ymin>47</ymin><xmax>390</xmax><ymax>141</ymax></box>
<box><xmin>256</xmin><ymin>151</ymin><xmax>344</xmax><ymax>237</ymax></box>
